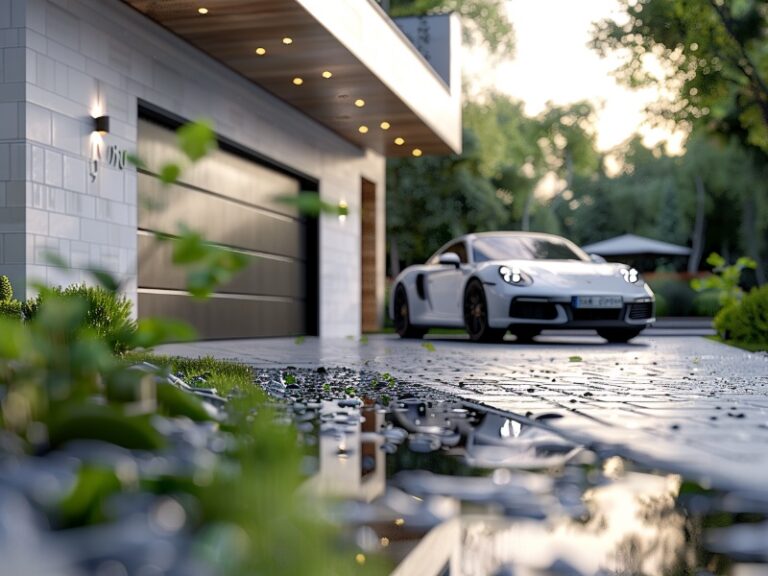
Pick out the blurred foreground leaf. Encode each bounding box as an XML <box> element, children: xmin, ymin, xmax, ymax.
<box><xmin>177</xmin><ymin>120</ymin><xmax>217</xmax><ymax>161</ymax></box>
<box><xmin>130</xmin><ymin>318</ymin><xmax>197</xmax><ymax>349</ymax></box>
<box><xmin>276</xmin><ymin>192</ymin><xmax>347</xmax><ymax>217</ymax></box>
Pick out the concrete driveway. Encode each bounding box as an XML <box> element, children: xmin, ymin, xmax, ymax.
<box><xmin>160</xmin><ymin>332</ymin><xmax>768</xmax><ymax>493</ymax></box>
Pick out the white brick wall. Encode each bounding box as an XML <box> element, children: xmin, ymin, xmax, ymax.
<box><xmin>0</xmin><ymin>0</ymin><xmax>387</xmax><ymax>338</ymax></box>
<box><xmin>0</xmin><ymin>0</ymin><xmax>27</xmax><ymax>294</ymax></box>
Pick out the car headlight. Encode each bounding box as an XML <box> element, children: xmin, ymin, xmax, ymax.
<box><xmin>620</xmin><ymin>267</ymin><xmax>641</xmax><ymax>284</ymax></box>
<box><xmin>499</xmin><ymin>265</ymin><xmax>533</xmax><ymax>286</ymax></box>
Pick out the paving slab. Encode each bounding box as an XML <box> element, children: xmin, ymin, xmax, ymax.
<box><xmin>159</xmin><ymin>334</ymin><xmax>768</xmax><ymax>493</ymax></box>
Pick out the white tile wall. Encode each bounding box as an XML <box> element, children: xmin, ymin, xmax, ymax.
<box><xmin>0</xmin><ymin>0</ymin><xmax>388</xmax><ymax>337</ymax></box>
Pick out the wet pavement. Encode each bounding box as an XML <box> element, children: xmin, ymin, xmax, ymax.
<box><xmin>257</xmin><ymin>366</ymin><xmax>768</xmax><ymax>575</ymax></box>
<box><xmin>160</xmin><ymin>333</ymin><xmax>768</xmax><ymax>495</ymax></box>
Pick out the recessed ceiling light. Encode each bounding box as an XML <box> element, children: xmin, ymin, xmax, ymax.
<box><xmin>358</xmin><ymin>125</ymin><xmax>369</xmax><ymax>134</ymax></box>
<box><xmin>394</xmin><ymin>137</ymin><xmax>405</xmax><ymax>146</ymax></box>
<box><xmin>255</xmin><ymin>47</ymin><xmax>267</xmax><ymax>56</ymax></box>
<box><xmin>292</xmin><ymin>77</ymin><xmax>303</xmax><ymax>86</ymax></box>
<box><xmin>354</xmin><ymin>99</ymin><xmax>365</xmax><ymax>108</ymax></box>
<box><xmin>412</xmin><ymin>148</ymin><xmax>423</xmax><ymax>157</ymax></box>
<box><xmin>282</xmin><ymin>37</ymin><xmax>293</xmax><ymax>45</ymax></box>
<box><xmin>198</xmin><ymin>7</ymin><xmax>208</xmax><ymax>14</ymax></box>
<box><xmin>380</xmin><ymin>121</ymin><xmax>391</xmax><ymax>130</ymax></box>
<box><xmin>322</xmin><ymin>70</ymin><xmax>333</xmax><ymax>79</ymax></box>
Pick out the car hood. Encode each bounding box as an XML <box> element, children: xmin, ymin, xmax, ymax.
<box><xmin>481</xmin><ymin>260</ymin><xmax>646</xmax><ymax>292</ymax></box>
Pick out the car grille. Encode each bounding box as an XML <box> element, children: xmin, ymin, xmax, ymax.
<box><xmin>571</xmin><ymin>308</ymin><xmax>623</xmax><ymax>321</ymax></box>
<box><xmin>509</xmin><ymin>300</ymin><xmax>558</xmax><ymax>320</ymax></box>
<box><xmin>628</xmin><ymin>302</ymin><xmax>654</xmax><ymax>320</ymax></box>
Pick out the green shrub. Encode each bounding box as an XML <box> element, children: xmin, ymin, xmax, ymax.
<box><xmin>691</xmin><ymin>253</ymin><xmax>756</xmax><ymax>309</ymax></box>
<box><xmin>648</xmin><ymin>279</ymin><xmax>697</xmax><ymax>316</ymax></box>
<box><xmin>714</xmin><ymin>302</ymin><xmax>740</xmax><ymax>340</ymax></box>
<box><xmin>0</xmin><ymin>275</ymin><xmax>12</xmax><ymax>302</ymax></box>
<box><xmin>723</xmin><ymin>285</ymin><xmax>768</xmax><ymax>345</ymax></box>
<box><xmin>23</xmin><ymin>284</ymin><xmax>136</xmax><ymax>355</ymax></box>
<box><xmin>692</xmin><ymin>291</ymin><xmax>721</xmax><ymax>317</ymax></box>
<box><xmin>0</xmin><ymin>299</ymin><xmax>21</xmax><ymax>320</ymax></box>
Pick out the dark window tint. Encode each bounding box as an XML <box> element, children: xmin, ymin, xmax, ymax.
<box><xmin>473</xmin><ymin>236</ymin><xmax>588</xmax><ymax>262</ymax></box>
<box><xmin>429</xmin><ymin>241</ymin><xmax>468</xmax><ymax>264</ymax></box>
<box><xmin>443</xmin><ymin>242</ymin><xmax>468</xmax><ymax>263</ymax></box>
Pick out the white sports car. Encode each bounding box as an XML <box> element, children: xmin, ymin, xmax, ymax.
<box><xmin>389</xmin><ymin>232</ymin><xmax>655</xmax><ymax>343</ymax></box>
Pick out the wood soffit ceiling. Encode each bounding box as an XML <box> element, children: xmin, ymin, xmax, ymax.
<box><xmin>122</xmin><ymin>0</ymin><xmax>452</xmax><ymax>157</ymax></box>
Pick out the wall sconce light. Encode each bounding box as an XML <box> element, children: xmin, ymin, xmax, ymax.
<box><xmin>338</xmin><ymin>199</ymin><xmax>348</xmax><ymax>222</ymax></box>
<box><xmin>94</xmin><ymin>115</ymin><xmax>110</xmax><ymax>135</ymax></box>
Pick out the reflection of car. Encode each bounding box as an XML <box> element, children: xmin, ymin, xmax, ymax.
<box><xmin>389</xmin><ymin>232</ymin><xmax>655</xmax><ymax>343</ymax></box>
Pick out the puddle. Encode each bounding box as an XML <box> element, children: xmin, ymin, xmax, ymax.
<box><xmin>258</xmin><ymin>367</ymin><xmax>768</xmax><ymax>576</ymax></box>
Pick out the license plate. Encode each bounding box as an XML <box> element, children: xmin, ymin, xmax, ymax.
<box><xmin>572</xmin><ymin>295</ymin><xmax>623</xmax><ymax>309</ymax></box>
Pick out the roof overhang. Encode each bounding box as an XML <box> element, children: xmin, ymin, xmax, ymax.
<box><xmin>121</xmin><ymin>0</ymin><xmax>462</xmax><ymax>157</ymax></box>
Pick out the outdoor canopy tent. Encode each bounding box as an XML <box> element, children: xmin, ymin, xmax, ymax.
<box><xmin>582</xmin><ymin>234</ymin><xmax>691</xmax><ymax>272</ymax></box>
<box><xmin>582</xmin><ymin>234</ymin><xmax>692</xmax><ymax>257</ymax></box>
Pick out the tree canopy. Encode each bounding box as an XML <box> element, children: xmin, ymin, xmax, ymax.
<box><xmin>591</xmin><ymin>0</ymin><xmax>768</xmax><ymax>152</ymax></box>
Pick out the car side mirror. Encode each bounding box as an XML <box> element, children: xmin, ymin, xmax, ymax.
<box><xmin>589</xmin><ymin>253</ymin><xmax>607</xmax><ymax>264</ymax></box>
<box><xmin>438</xmin><ymin>253</ymin><xmax>461</xmax><ymax>268</ymax></box>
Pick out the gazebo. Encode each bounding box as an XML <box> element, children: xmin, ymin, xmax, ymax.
<box><xmin>582</xmin><ymin>234</ymin><xmax>691</xmax><ymax>271</ymax></box>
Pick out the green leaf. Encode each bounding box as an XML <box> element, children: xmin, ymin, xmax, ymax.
<box><xmin>87</xmin><ymin>268</ymin><xmax>120</xmax><ymax>292</ymax></box>
<box><xmin>0</xmin><ymin>318</ymin><xmax>30</xmax><ymax>358</ymax></box>
<box><xmin>159</xmin><ymin>163</ymin><xmax>181</xmax><ymax>184</ymax></box>
<box><xmin>275</xmin><ymin>192</ymin><xmax>347</xmax><ymax>217</ymax></box>
<box><xmin>172</xmin><ymin>229</ymin><xmax>209</xmax><ymax>264</ymax></box>
<box><xmin>129</xmin><ymin>318</ymin><xmax>197</xmax><ymax>349</ymax></box>
<box><xmin>421</xmin><ymin>342</ymin><xmax>436</xmax><ymax>352</ymax></box>
<box><xmin>42</xmin><ymin>250</ymin><xmax>68</xmax><ymax>268</ymax></box>
<box><xmin>569</xmin><ymin>355</ymin><xmax>583</xmax><ymax>362</ymax></box>
<box><xmin>294</xmin><ymin>336</ymin><xmax>305</xmax><ymax>345</ymax></box>
<box><xmin>126</xmin><ymin>153</ymin><xmax>147</xmax><ymax>170</ymax></box>
<box><xmin>177</xmin><ymin>120</ymin><xmax>217</xmax><ymax>162</ymax></box>
<box><xmin>156</xmin><ymin>381</ymin><xmax>213</xmax><ymax>421</ymax></box>
<box><xmin>47</xmin><ymin>403</ymin><xmax>164</xmax><ymax>450</ymax></box>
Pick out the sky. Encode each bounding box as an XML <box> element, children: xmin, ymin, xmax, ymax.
<box><xmin>464</xmin><ymin>0</ymin><xmax>684</xmax><ymax>153</ymax></box>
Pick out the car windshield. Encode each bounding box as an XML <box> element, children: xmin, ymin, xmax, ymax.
<box><xmin>472</xmin><ymin>235</ymin><xmax>589</xmax><ymax>262</ymax></box>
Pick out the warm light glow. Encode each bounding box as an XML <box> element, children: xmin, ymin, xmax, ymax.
<box><xmin>380</xmin><ymin>121</ymin><xmax>391</xmax><ymax>130</ymax></box>
<box><xmin>197</xmin><ymin>7</ymin><xmax>208</xmax><ymax>14</ymax></box>
<box><xmin>292</xmin><ymin>77</ymin><xmax>303</xmax><ymax>86</ymax></box>
<box><xmin>380</xmin><ymin>537</ymin><xmax>390</xmax><ymax>547</ymax></box>
<box><xmin>394</xmin><ymin>137</ymin><xmax>405</xmax><ymax>146</ymax></box>
<box><xmin>354</xmin><ymin>99</ymin><xmax>365</xmax><ymax>108</ymax></box>
<box><xmin>355</xmin><ymin>554</ymin><xmax>366</xmax><ymax>566</ymax></box>
<box><xmin>338</xmin><ymin>199</ymin><xmax>348</xmax><ymax>223</ymax></box>
<box><xmin>255</xmin><ymin>47</ymin><xmax>266</xmax><ymax>56</ymax></box>
<box><xmin>358</xmin><ymin>125</ymin><xmax>368</xmax><ymax>134</ymax></box>
<box><xmin>412</xmin><ymin>148</ymin><xmax>423</xmax><ymax>157</ymax></box>
<box><xmin>282</xmin><ymin>37</ymin><xmax>293</xmax><ymax>45</ymax></box>
<box><xmin>321</xmin><ymin>70</ymin><xmax>333</xmax><ymax>79</ymax></box>
<box><xmin>394</xmin><ymin>518</ymin><xmax>405</xmax><ymax>527</ymax></box>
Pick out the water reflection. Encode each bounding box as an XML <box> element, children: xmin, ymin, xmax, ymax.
<box><xmin>282</xmin><ymin>372</ymin><xmax>767</xmax><ymax>576</ymax></box>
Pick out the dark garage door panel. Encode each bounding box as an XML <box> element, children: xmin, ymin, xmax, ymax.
<box><xmin>139</xmin><ymin>293</ymin><xmax>304</xmax><ymax>339</ymax></box>
<box><xmin>137</xmin><ymin>235</ymin><xmax>306</xmax><ymax>298</ymax></box>
<box><xmin>138</xmin><ymin>174</ymin><xmax>303</xmax><ymax>259</ymax></box>
<box><xmin>137</xmin><ymin>118</ymin><xmax>309</xmax><ymax>339</ymax></box>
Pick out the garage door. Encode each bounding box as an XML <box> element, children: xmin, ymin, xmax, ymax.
<box><xmin>136</xmin><ymin>118</ymin><xmax>312</xmax><ymax>339</ymax></box>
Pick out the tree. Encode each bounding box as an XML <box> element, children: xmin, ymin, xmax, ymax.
<box><xmin>387</xmin><ymin>128</ymin><xmax>511</xmax><ymax>272</ymax></box>
<box><xmin>591</xmin><ymin>0</ymin><xmax>768</xmax><ymax>152</ymax></box>
<box><xmin>389</xmin><ymin>0</ymin><xmax>515</xmax><ymax>56</ymax></box>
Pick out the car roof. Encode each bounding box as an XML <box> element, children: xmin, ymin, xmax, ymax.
<box><xmin>460</xmin><ymin>231</ymin><xmax>570</xmax><ymax>243</ymax></box>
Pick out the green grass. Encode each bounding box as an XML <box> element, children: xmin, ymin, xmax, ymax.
<box><xmin>125</xmin><ymin>352</ymin><xmax>253</xmax><ymax>394</ymax></box>
<box><xmin>705</xmin><ymin>335</ymin><xmax>768</xmax><ymax>353</ymax></box>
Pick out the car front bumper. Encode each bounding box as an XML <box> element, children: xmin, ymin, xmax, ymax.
<box><xmin>483</xmin><ymin>283</ymin><xmax>655</xmax><ymax>330</ymax></box>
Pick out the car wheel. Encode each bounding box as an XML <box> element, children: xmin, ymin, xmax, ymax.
<box><xmin>463</xmin><ymin>280</ymin><xmax>506</xmax><ymax>342</ymax></box>
<box><xmin>394</xmin><ymin>284</ymin><xmax>427</xmax><ymax>339</ymax></box>
<box><xmin>597</xmin><ymin>328</ymin><xmax>643</xmax><ymax>343</ymax></box>
<box><xmin>511</xmin><ymin>327</ymin><xmax>541</xmax><ymax>343</ymax></box>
